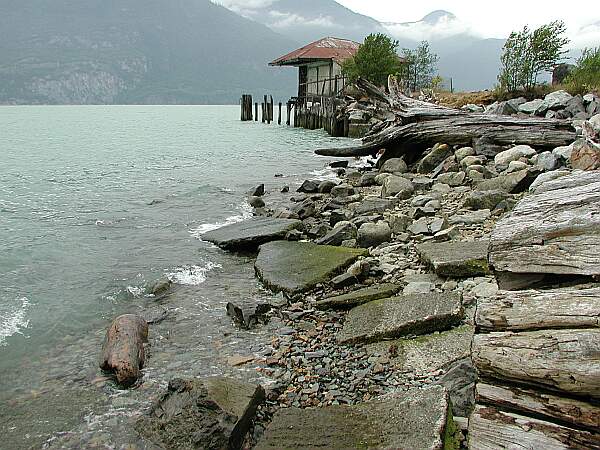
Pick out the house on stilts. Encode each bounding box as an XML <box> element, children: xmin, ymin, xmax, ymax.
<box><xmin>269</xmin><ymin>37</ymin><xmax>360</xmax><ymax>136</ymax></box>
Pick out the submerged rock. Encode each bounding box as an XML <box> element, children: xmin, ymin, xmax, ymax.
<box><xmin>149</xmin><ymin>277</ymin><xmax>173</xmax><ymax>296</ymax></box>
<box><xmin>226</xmin><ymin>301</ymin><xmax>272</xmax><ymax>329</ymax></box>
<box><xmin>255</xmin><ymin>241</ymin><xmax>366</xmax><ymax>294</ymax></box>
<box><xmin>337</xmin><ymin>292</ymin><xmax>463</xmax><ymax>344</ymax></box>
<box><xmin>137</xmin><ymin>377</ymin><xmax>265</xmax><ymax>450</ymax></box>
<box><xmin>256</xmin><ymin>386</ymin><xmax>456</xmax><ymax>450</ymax></box>
<box><xmin>297</xmin><ymin>180</ymin><xmax>319</xmax><ymax>193</ymax></box>
<box><xmin>202</xmin><ymin>217</ymin><xmax>302</xmax><ymax>251</ymax></box>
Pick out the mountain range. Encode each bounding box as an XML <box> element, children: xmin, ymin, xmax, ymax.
<box><xmin>0</xmin><ymin>0</ymin><xmax>548</xmax><ymax>104</ymax></box>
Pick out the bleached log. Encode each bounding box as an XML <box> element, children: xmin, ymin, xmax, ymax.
<box><xmin>100</xmin><ymin>314</ymin><xmax>148</xmax><ymax>387</ymax></box>
<box><xmin>472</xmin><ymin>329</ymin><xmax>600</xmax><ymax>398</ymax></box>
<box><xmin>476</xmin><ymin>287</ymin><xmax>600</xmax><ymax>332</ymax></box>
<box><xmin>469</xmin><ymin>405</ymin><xmax>600</xmax><ymax>450</ymax></box>
<box><xmin>476</xmin><ymin>383</ymin><xmax>600</xmax><ymax>433</ymax></box>
<box><xmin>489</xmin><ymin>171</ymin><xmax>600</xmax><ymax>275</ymax></box>
<box><xmin>315</xmin><ymin>78</ymin><xmax>575</xmax><ymax>158</ymax></box>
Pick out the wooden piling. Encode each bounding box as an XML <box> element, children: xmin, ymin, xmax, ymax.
<box><xmin>255</xmin><ymin>102</ymin><xmax>258</xmax><ymax>122</ymax></box>
<box><xmin>278</xmin><ymin>102</ymin><xmax>282</xmax><ymax>125</ymax></box>
<box><xmin>240</xmin><ymin>94</ymin><xmax>253</xmax><ymax>121</ymax></box>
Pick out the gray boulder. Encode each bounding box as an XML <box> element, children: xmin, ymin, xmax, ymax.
<box><xmin>318</xmin><ymin>180</ymin><xmax>337</xmax><ymax>194</ymax></box>
<box><xmin>552</xmin><ymin>144</ymin><xmax>574</xmax><ymax>161</ymax></box>
<box><xmin>464</xmin><ymin>190</ymin><xmax>509</xmax><ymax>211</ymax></box>
<box><xmin>357</xmin><ymin>221</ymin><xmax>392</xmax><ymax>248</ymax></box>
<box><xmin>494</xmin><ymin>145</ymin><xmax>537</xmax><ymax>167</ymax></box>
<box><xmin>359</xmin><ymin>172</ymin><xmax>378</xmax><ymax>187</ymax></box>
<box><xmin>297</xmin><ymin>180</ymin><xmax>319</xmax><ymax>193</ymax></box>
<box><xmin>381</xmin><ymin>175</ymin><xmax>414</xmax><ymax>199</ymax></box>
<box><xmin>477</xmin><ymin>169</ymin><xmax>537</xmax><ymax>193</ymax></box>
<box><xmin>330</xmin><ymin>183</ymin><xmax>354</xmax><ymax>197</ymax></box>
<box><xmin>544</xmin><ymin>89</ymin><xmax>573</xmax><ymax>110</ymax></box>
<box><xmin>316</xmin><ymin>221</ymin><xmax>358</xmax><ymax>246</ymax></box>
<box><xmin>518</xmin><ymin>98</ymin><xmax>545</xmax><ymax>115</ymax></box>
<box><xmin>455</xmin><ymin>147</ymin><xmax>475</xmax><ymax>161</ymax></box>
<box><xmin>535</xmin><ymin>151</ymin><xmax>560</xmax><ymax>171</ymax></box>
<box><xmin>437</xmin><ymin>171</ymin><xmax>465</xmax><ymax>187</ymax></box>
<box><xmin>379</xmin><ymin>157</ymin><xmax>408</xmax><ymax>174</ymax></box>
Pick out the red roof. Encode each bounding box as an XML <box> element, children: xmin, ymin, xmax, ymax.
<box><xmin>269</xmin><ymin>37</ymin><xmax>360</xmax><ymax>67</ymax></box>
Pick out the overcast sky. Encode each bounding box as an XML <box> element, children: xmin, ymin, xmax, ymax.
<box><xmin>337</xmin><ymin>0</ymin><xmax>599</xmax><ymax>43</ymax></box>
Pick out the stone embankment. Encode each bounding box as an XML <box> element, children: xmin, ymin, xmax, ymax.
<box><xmin>99</xmin><ymin>90</ymin><xmax>600</xmax><ymax>448</ymax></box>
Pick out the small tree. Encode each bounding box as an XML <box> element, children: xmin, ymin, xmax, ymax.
<box><xmin>498</xmin><ymin>21</ymin><xmax>569</xmax><ymax>93</ymax></box>
<box><xmin>401</xmin><ymin>41</ymin><xmax>439</xmax><ymax>92</ymax></box>
<box><xmin>567</xmin><ymin>47</ymin><xmax>600</xmax><ymax>93</ymax></box>
<box><xmin>342</xmin><ymin>33</ymin><xmax>403</xmax><ymax>86</ymax></box>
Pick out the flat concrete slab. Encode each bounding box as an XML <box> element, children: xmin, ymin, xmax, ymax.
<box><xmin>202</xmin><ymin>217</ymin><xmax>302</xmax><ymax>250</ymax></box>
<box><xmin>137</xmin><ymin>377</ymin><xmax>264</xmax><ymax>450</ymax></box>
<box><xmin>256</xmin><ymin>386</ymin><xmax>456</xmax><ymax>450</ymax></box>
<box><xmin>255</xmin><ymin>241</ymin><xmax>367</xmax><ymax>294</ymax></box>
<box><xmin>417</xmin><ymin>241</ymin><xmax>490</xmax><ymax>277</ymax></box>
<box><xmin>315</xmin><ymin>283</ymin><xmax>402</xmax><ymax>310</ymax></box>
<box><xmin>337</xmin><ymin>292</ymin><xmax>463</xmax><ymax>344</ymax></box>
<box><xmin>366</xmin><ymin>325</ymin><xmax>474</xmax><ymax>376</ymax></box>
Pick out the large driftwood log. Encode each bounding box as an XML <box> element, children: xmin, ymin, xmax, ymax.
<box><xmin>315</xmin><ymin>78</ymin><xmax>576</xmax><ymax>158</ymax></box>
<box><xmin>476</xmin><ymin>287</ymin><xmax>600</xmax><ymax>332</ymax></box>
<box><xmin>100</xmin><ymin>314</ymin><xmax>148</xmax><ymax>387</ymax></box>
<box><xmin>468</xmin><ymin>405</ymin><xmax>600</xmax><ymax>450</ymax></box>
<box><xmin>476</xmin><ymin>383</ymin><xmax>600</xmax><ymax>433</ymax></box>
<box><xmin>489</xmin><ymin>171</ymin><xmax>600</xmax><ymax>275</ymax></box>
<box><xmin>472</xmin><ymin>329</ymin><xmax>600</xmax><ymax>398</ymax></box>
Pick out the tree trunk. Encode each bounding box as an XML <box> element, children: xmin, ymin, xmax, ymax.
<box><xmin>468</xmin><ymin>405</ymin><xmax>600</xmax><ymax>450</ymax></box>
<box><xmin>314</xmin><ymin>77</ymin><xmax>576</xmax><ymax>159</ymax></box>
<box><xmin>476</xmin><ymin>383</ymin><xmax>600</xmax><ymax>433</ymax></box>
<box><xmin>476</xmin><ymin>287</ymin><xmax>600</xmax><ymax>332</ymax></box>
<box><xmin>472</xmin><ymin>329</ymin><xmax>600</xmax><ymax>399</ymax></box>
<box><xmin>100</xmin><ymin>314</ymin><xmax>148</xmax><ymax>388</ymax></box>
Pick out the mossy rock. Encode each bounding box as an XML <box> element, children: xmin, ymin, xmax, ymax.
<box><xmin>417</xmin><ymin>241</ymin><xmax>490</xmax><ymax>278</ymax></box>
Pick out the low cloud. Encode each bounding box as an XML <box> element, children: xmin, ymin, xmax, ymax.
<box><xmin>383</xmin><ymin>15</ymin><xmax>478</xmax><ymax>42</ymax></box>
<box><xmin>267</xmin><ymin>11</ymin><xmax>336</xmax><ymax>29</ymax></box>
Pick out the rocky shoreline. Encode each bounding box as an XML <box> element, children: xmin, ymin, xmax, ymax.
<box><xmin>95</xmin><ymin>91</ymin><xmax>600</xmax><ymax>449</ymax></box>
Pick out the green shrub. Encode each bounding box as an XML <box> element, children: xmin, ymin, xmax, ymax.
<box><xmin>567</xmin><ymin>47</ymin><xmax>600</xmax><ymax>94</ymax></box>
<box><xmin>342</xmin><ymin>33</ymin><xmax>403</xmax><ymax>86</ymax></box>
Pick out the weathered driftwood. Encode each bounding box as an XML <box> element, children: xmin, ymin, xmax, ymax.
<box><xmin>476</xmin><ymin>383</ymin><xmax>600</xmax><ymax>433</ymax></box>
<box><xmin>469</xmin><ymin>405</ymin><xmax>600</xmax><ymax>450</ymax></box>
<box><xmin>315</xmin><ymin>78</ymin><xmax>576</xmax><ymax>158</ymax></box>
<box><xmin>100</xmin><ymin>314</ymin><xmax>148</xmax><ymax>387</ymax></box>
<box><xmin>489</xmin><ymin>171</ymin><xmax>600</xmax><ymax>275</ymax></box>
<box><xmin>476</xmin><ymin>287</ymin><xmax>600</xmax><ymax>332</ymax></box>
<box><xmin>472</xmin><ymin>329</ymin><xmax>600</xmax><ymax>398</ymax></box>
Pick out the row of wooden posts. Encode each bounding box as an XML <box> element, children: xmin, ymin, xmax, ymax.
<box><xmin>240</xmin><ymin>94</ymin><xmax>291</xmax><ymax>126</ymax></box>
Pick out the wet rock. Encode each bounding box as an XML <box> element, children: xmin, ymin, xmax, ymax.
<box><xmin>417</xmin><ymin>241</ymin><xmax>490</xmax><ymax>277</ymax></box>
<box><xmin>149</xmin><ymin>277</ymin><xmax>172</xmax><ymax>296</ymax></box>
<box><xmin>137</xmin><ymin>377</ymin><xmax>265</xmax><ymax>450</ymax></box>
<box><xmin>297</xmin><ymin>180</ymin><xmax>319</xmax><ymax>193</ymax></box>
<box><xmin>436</xmin><ymin>357</ymin><xmax>477</xmax><ymax>417</ymax></box>
<box><xmin>256</xmin><ymin>386</ymin><xmax>453</xmax><ymax>450</ymax></box>
<box><xmin>255</xmin><ymin>241</ymin><xmax>366</xmax><ymax>294</ymax></box>
<box><xmin>280</xmin><ymin>185</ymin><xmax>290</xmax><ymax>193</ymax></box>
<box><xmin>202</xmin><ymin>217</ymin><xmax>302</xmax><ymax>251</ymax></box>
<box><xmin>291</xmin><ymin>198</ymin><xmax>316</xmax><ymax>220</ymax></box>
<box><xmin>318</xmin><ymin>180</ymin><xmax>337</xmax><ymax>194</ymax></box>
<box><xmin>315</xmin><ymin>283</ymin><xmax>402</xmax><ymax>310</ymax></box>
<box><xmin>248</xmin><ymin>184</ymin><xmax>265</xmax><ymax>197</ymax></box>
<box><xmin>357</xmin><ymin>222</ymin><xmax>392</xmax><ymax>248</ymax></box>
<box><xmin>248</xmin><ymin>196</ymin><xmax>265</xmax><ymax>208</ymax></box>
<box><xmin>463</xmin><ymin>190</ymin><xmax>509</xmax><ymax>211</ymax></box>
<box><xmin>381</xmin><ymin>175</ymin><xmax>414</xmax><ymax>199</ymax></box>
<box><xmin>226</xmin><ymin>301</ymin><xmax>272</xmax><ymax>329</ymax></box>
<box><xmin>316</xmin><ymin>221</ymin><xmax>358</xmax><ymax>246</ymax></box>
<box><xmin>570</xmin><ymin>139</ymin><xmax>600</xmax><ymax>170</ymax></box>
<box><xmin>272</xmin><ymin>208</ymin><xmax>297</xmax><ymax>219</ymax></box>
<box><xmin>329</xmin><ymin>160</ymin><xmax>349</xmax><ymax>168</ymax></box>
<box><xmin>477</xmin><ymin>169</ymin><xmax>537</xmax><ymax>193</ymax></box>
<box><xmin>379</xmin><ymin>157</ymin><xmax>408</xmax><ymax>174</ymax></box>
<box><xmin>494</xmin><ymin>145</ymin><xmax>537</xmax><ymax>168</ymax></box>
<box><xmin>100</xmin><ymin>314</ymin><xmax>148</xmax><ymax>388</ymax></box>
<box><xmin>337</xmin><ymin>292</ymin><xmax>463</xmax><ymax>344</ymax></box>
<box><xmin>330</xmin><ymin>183</ymin><xmax>354</xmax><ymax>198</ymax></box>
<box><xmin>417</xmin><ymin>143</ymin><xmax>453</xmax><ymax>174</ymax></box>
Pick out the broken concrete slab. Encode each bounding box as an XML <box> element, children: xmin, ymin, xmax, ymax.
<box><xmin>417</xmin><ymin>241</ymin><xmax>490</xmax><ymax>277</ymax></box>
<box><xmin>255</xmin><ymin>241</ymin><xmax>367</xmax><ymax>294</ymax></box>
<box><xmin>255</xmin><ymin>386</ymin><xmax>458</xmax><ymax>450</ymax></box>
<box><xmin>315</xmin><ymin>283</ymin><xmax>402</xmax><ymax>310</ymax></box>
<box><xmin>365</xmin><ymin>325</ymin><xmax>474</xmax><ymax>376</ymax></box>
<box><xmin>136</xmin><ymin>377</ymin><xmax>265</xmax><ymax>450</ymax></box>
<box><xmin>202</xmin><ymin>217</ymin><xmax>302</xmax><ymax>251</ymax></box>
<box><xmin>337</xmin><ymin>292</ymin><xmax>463</xmax><ymax>344</ymax></box>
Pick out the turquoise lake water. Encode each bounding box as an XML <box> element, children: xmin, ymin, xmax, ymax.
<box><xmin>0</xmin><ymin>105</ymin><xmax>351</xmax><ymax>448</ymax></box>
